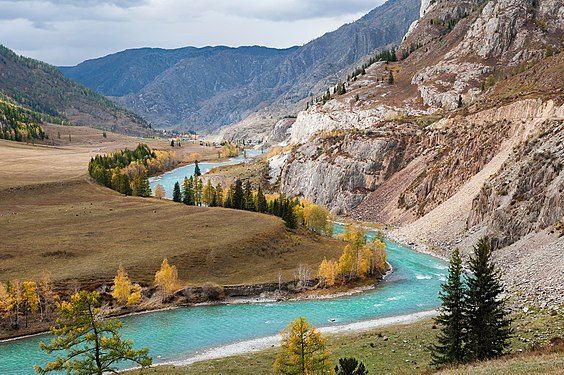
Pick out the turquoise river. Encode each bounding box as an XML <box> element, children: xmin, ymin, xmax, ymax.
<box><xmin>0</xmin><ymin>154</ymin><xmax>447</xmax><ymax>374</ymax></box>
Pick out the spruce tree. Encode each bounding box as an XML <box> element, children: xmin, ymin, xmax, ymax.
<box><xmin>431</xmin><ymin>248</ymin><xmax>467</xmax><ymax>366</ymax></box>
<box><xmin>172</xmin><ymin>181</ymin><xmax>182</xmax><ymax>202</ymax></box>
<box><xmin>465</xmin><ymin>238</ymin><xmax>512</xmax><ymax>361</ymax></box>
<box><xmin>255</xmin><ymin>186</ymin><xmax>268</xmax><ymax>213</ymax></box>
<box><xmin>194</xmin><ymin>160</ymin><xmax>201</xmax><ymax>177</ymax></box>
<box><xmin>231</xmin><ymin>179</ymin><xmax>244</xmax><ymax>209</ymax></box>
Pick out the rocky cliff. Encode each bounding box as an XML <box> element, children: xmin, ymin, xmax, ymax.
<box><xmin>268</xmin><ymin>0</ymin><xmax>563</xmax><ymax>307</ymax></box>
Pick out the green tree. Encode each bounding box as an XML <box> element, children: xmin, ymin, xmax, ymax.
<box><xmin>243</xmin><ymin>181</ymin><xmax>255</xmax><ymax>211</ymax></box>
<box><xmin>334</xmin><ymin>357</ymin><xmax>368</xmax><ymax>375</ymax></box>
<box><xmin>132</xmin><ymin>172</ymin><xmax>151</xmax><ymax>197</ymax></box>
<box><xmin>34</xmin><ymin>291</ymin><xmax>151</xmax><ymax>374</ymax></box>
<box><xmin>182</xmin><ymin>176</ymin><xmax>195</xmax><ymax>205</ymax></box>
<box><xmin>274</xmin><ymin>316</ymin><xmax>331</xmax><ymax>375</ymax></box>
<box><xmin>465</xmin><ymin>238</ymin><xmax>512</xmax><ymax>361</ymax></box>
<box><xmin>431</xmin><ymin>248</ymin><xmax>466</xmax><ymax>366</ymax></box>
<box><xmin>202</xmin><ymin>180</ymin><xmax>215</xmax><ymax>206</ymax></box>
<box><xmin>215</xmin><ymin>183</ymin><xmax>224</xmax><ymax>206</ymax></box>
<box><xmin>194</xmin><ymin>160</ymin><xmax>201</xmax><ymax>177</ymax></box>
<box><xmin>194</xmin><ymin>177</ymin><xmax>203</xmax><ymax>206</ymax></box>
<box><xmin>231</xmin><ymin>179</ymin><xmax>244</xmax><ymax>209</ymax></box>
<box><xmin>255</xmin><ymin>186</ymin><xmax>268</xmax><ymax>213</ymax></box>
<box><xmin>172</xmin><ymin>181</ymin><xmax>182</xmax><ymax>202</ymax></box>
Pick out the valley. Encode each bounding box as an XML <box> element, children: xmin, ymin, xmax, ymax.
<box><xmin>0</xmin><ymin>0</ymin><xmax>562</xmax><ymax>373</ymax></box>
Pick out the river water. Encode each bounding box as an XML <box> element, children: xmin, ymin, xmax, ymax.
<box><xmin>0</xmin><ymin>154</ymin><xmax>446</xmax><ymax>374</ymax></box>
<box><xmin>149</xmin><ymin>149</ymin><xmax>263</xmax><ymax>199</ymax></box>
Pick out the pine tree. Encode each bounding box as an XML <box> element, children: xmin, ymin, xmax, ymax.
<box><xmin>465</xmin><ymin>238</ymin><xmax>512</xmax><ymax>361</ymax></box>
<box><xmin>215</xmin><ymin>183</ymin><xmax>224</xmax><ymax>206</ymax></box>
<box><xmin>431</xmin><ymin>248</ymin><xmax>467</xmax><ymax>366</ymax></box>
<box><xmin>243</xmin><ymin>181</ymin><xmax>254</xmax><ymax>211</ymax></box>
<box><xmin>172</xmin><ymin>181</ymin><xmax>182</xmax><ymax>202</ymax></box>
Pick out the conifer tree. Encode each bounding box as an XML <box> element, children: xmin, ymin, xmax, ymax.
<box><xmin>255</xmin><ymin>186</ymin><xmax>268</xmax><ymax>213</ymax></box>
<box><xmin>465</xmin><ymin>238</ymin><xmax>512</xmax><ymax>361</ymax></box>
<box><xmin>334</xmin><ymin>357</ymin><xmax>368</xmax><ymax>375</ymax></box>
<box><xmin>35</xmin><ymin>291</ymin><xmax>151</xmax><ymax>374</ymax></box>
<box><xmin>111</xmin><ymin>265</ymin><xmax>133</xmax><ymax>305</ymax></box>
<box><xmin>172</xmin><ymin>181</ymin><xmax>182</xmax><ymax>202</ymax></box>
<box><xmin>431</xmin><ymin>248</ymin><xmax>467</xmax><ymax>366</ymax></box>
<box><xmin>215</xmin><ymin>183</ymin><xmax>224</xmax><ymax>206</ymax></box>
<box><xmin>231</xmin><ymin>179</ymin><xmax>244</xmax><ymax>209</ymax></box>
<box><xmin>274</xmin><ymin>317</ymin><xmax>331</xmax><ymax>375</ymax></box>
<box><xmin>194</xmin><ymin>160</ymin><xmax>201</xmax><ymax>177</ymax></box>
<box><xmin>182</xmin><ymin>176</ymin><xmax>195</xmax><ymax>205</ymax></box>
<box><xmin>243</xmin><ymin>181</ymin><xmax>255</xmax><ymax>211</ymax></box>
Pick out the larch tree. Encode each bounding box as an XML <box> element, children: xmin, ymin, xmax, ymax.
<box><xmin>465</xmin><ymin>238</ymin><xmax>512</xmax><ymax>361</ymax></box>
<box><xmin>154</xmin><ymin>258</ymin><xmax>180</xmax><ymax>300</ymax></box>
<box><xmin>202</xmin><ymin>180</ymin><xmax>215</xmax><ymax>206</ymax></box>
<box><xmin>34</xmin><ymin>291</ymin><xmax>151</xmax><ymax>375</ymax></box>
<box><xmin>274</xmin><ymin>316</ymin><xmax>331</xmax><ymax>375</ymax></box>
<box><xmin>214</xmin><ymin>183</ymin><xmax>224</xmax><ymax>206</ymax></box>
<box><xmin>154</xmin><ymin>184</ymin><xmax>165</xmax><ymax>199</ymax></box>
<box><xmin>318</xmin><ymin>258</ymin><xmax>337</xmax><ymax>287</ymax></box>
<box><xmin>22</xmin><ymin>281</ymin><xmax>39</xmax><ymax>328</ymax></box>
<box><xmin>111</xmin><ymin>265</ymin><xmax>133</xmax><ymax>305</ymax></box>
<box><xmin>431</xmin><ymin>248</ymin><xmax>467</xmax><ymax>366</ymax></box>
<box><xmin>0</xmin><ymin>282</ymin><xmax>14</xmax><ymax>325</ymax></box>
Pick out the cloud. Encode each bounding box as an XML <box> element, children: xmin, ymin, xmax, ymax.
<box><xmin>0</xmin><ymin>0</ymin><xmax>385</xmax><ymax>65</ymax></box>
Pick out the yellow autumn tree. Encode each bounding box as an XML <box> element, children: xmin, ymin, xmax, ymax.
<box><xmin>303</xmin><ymin>202</ymin><xmax>331</xmax><ymax>234</ymax></box>
<box><xmin>0</xmin><ymin>282</ymin><xmax>13</xmax><ymax>322</ymax></box>
<box><xmin>318</xmin><ymin>258</ymin><xmax>337</xmax><ymax>287</ymax></box>
<box><xmin>336</xmin><ymin>224</ymin><xmax>385</xmax><ymax>281</ymax></box>
<box><xmin>22</xmin><ymin>281</ymin><xmax>39</xmax><ymax>328</ymax></box>
<box><xmin>154</xmin><ymin>258</ymin><xmax>180</xmax><ymax>299</ymax></box>
<box><xmin>274</xmin><ymin>316</ymin><xmax>331</xmax><ymax>375</ymax></box>
<box><xmin>112</xmin><ymin>265</ymin><xmax>133</xmax><ymax>305</ymax></box>
<box><xmin>154</xmin><ymin>184</ymin><xmax>166</xmax><ymax>199</ymax></box>
<box><xmin>127</xmin><ymin>284</ymin><xmax>142</xmax><ymax>306</ymax></box>
<box><xmin>370</xmin><ymin>239</ymin><xmax>388</xmax><ymax>276</ymax></box>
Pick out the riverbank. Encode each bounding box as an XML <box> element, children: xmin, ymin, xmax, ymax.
<box><xmin>166</xmin><ymin>310</ymin><xmax>438</xmax><ymax>368</ymax></box>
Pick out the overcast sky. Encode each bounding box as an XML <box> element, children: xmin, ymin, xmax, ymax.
<box><xmin>0</xmin><ymin>0</ymin><xmax>385</xmax><ymax>66</ymax></box>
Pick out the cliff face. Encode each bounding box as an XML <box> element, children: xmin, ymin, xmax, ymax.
<box><xmin>278</xmin><ymin>128</ymin><xmax>422</xmax><ymax>214</ymax></box>
<box><xmin>270</xmin><ymin>0</ymin><xmax>563</xmax><ymax>254</ymax></box>
<box><xmin>468</xmin><ymin>117</ymin><xmax>564</xmax><ymax>248</ymax></box>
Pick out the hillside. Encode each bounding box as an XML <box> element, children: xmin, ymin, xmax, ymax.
<box><xmin>0</xmin><ymin>45</ymin><xmax>152</xmax><ymax>136</ymax></box>
<box><xmin>60</xmin><ymin>0</ymin><xmax>421</xmax><ymax>133</ymax></box>
<box><xmin>265</xmin><ymin>0</ymin><xmax>563</xmax><ymax>310</ymax></box>
<box><xmin>0</xmin><ymin>136</ymin><xmax>344</xmax><ymax>291</ymax></box>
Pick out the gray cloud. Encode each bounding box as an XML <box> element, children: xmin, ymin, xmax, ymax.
<box><xmin>0</xmin><ymin>0</ymin><xmax>385</xmax><ymax>65</ymax></box>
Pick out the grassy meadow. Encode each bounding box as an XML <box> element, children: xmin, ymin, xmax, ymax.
<box><xmin>0</xmin><ymin>133</ymin><xmax>344</xmax><ymax>291</ymax></box>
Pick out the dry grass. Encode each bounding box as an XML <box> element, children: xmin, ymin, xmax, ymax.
<box><xmin>0</xmin><ymin>138</ymin><xmax>344</xmax><ymax>290</ymax></box>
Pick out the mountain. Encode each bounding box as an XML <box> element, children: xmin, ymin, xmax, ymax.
<box><xmin>266</xmin><ymin>0</ymin><xmax>563</xmax><ymax>309</ymax></box>
<box><xmin>60</xmin><ymin>0</ymin><xmax>421</xmax><ymax>132</ymax></box>
<box><xmin>0</xmin><ymin>45</ymin><xmax>152</xmax><ymax>136</ymax></box>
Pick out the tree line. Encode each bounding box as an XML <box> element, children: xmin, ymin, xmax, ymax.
<box><xmin>88</xmin><ymin>143</ymin><xmax>178</xmax><ymax>197</ymax></box>
<box><xmin>161</xmin><ymin>175</ymin><xmax>334</xmax><ymax>232</ymax></box>
<box><xmin>0</xmin><ymin>100</ymin><xmax>46</xmax><ymax>142</ymax></box>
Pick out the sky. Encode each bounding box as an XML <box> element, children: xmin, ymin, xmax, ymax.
<box><xmin>0</xmin><ymin>0</ymin><xmax>385</xmax><ymax>66</ymax></box>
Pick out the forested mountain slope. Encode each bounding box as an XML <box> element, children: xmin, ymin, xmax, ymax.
<box><xmin>0</xmin><ymin>45</ymin><xmax>151</xmax><ymax>136</ymax></box>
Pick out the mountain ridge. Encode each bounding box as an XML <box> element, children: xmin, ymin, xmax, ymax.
<box><xmin>0</xmin><ymin>45</ymin><xmax>152</xmax><ymax>136</ymax></box>
<box><xmin>60</xmin><ymin>0</ymin><xmax>421</xmax><ymax>132</ymax></box>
